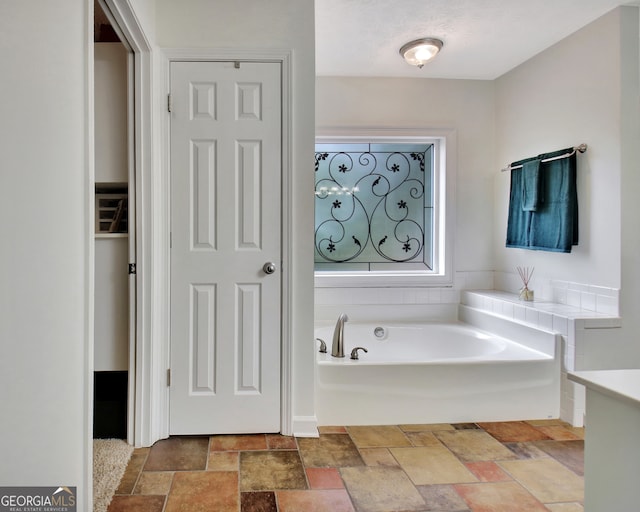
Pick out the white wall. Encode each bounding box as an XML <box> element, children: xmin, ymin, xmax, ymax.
<box><xmin>618</xmin><ymin>7</ymin><xmax>640</xmax><ymax>334</ymax></box>
<box><xmin>315</xmin><ymin>78</ymin><xmax>495</xmax><ymax>320</ymax></box>
<box><xmin>0</xmin><ymin>0</ymin><xmax>92</xmax><ymax>508</ymax></box>
<box><xmin>156</xmin><ymin>0</ymin><xmax>311</xmax><ymax>49</ymax></box>
<box><xmin>155</xmin><ymin>0</ymin><xmax>317</xmax><ymax>433</ymax></box>
<box><xmin>128</xmin><ymin>0</ymin><xmax>156</xmax><ymax>42</ymax></box>
<box><xmin>95</xmin><ymin>43</ymin><xmax>128</xmax><ymax>184</ymax></box>
<box><xmin>316</xmin><ymin>77</ymin><xmax>496</xmax><ymax>275</ymax></box>
<box><xmin>94</xmin><ymin>43</ymin><xmax>129</xmax><ymax>372</ymax></box>
<box><xmin>95</xmin><ymin>238</ymin><xmax>129</xmax><ymax>370</ymax></box>
<box><xmin>494</xmin><ymin>6</ymin><xmax>640</xmax><ymax>368</ymax></box>
<box><xmin>494</xmin><ymin>8</ymin><xmax>629</xmax><ymax>289</ymax></box>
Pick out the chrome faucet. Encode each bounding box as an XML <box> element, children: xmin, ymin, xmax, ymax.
<box><xmin>331</xmin><ymin>313</ymin><xmax>349</xmax><ymax>357</ymax></box>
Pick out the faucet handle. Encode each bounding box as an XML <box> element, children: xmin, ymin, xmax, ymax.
<box><xmin>350</xmin><ymin>346</ymin><xmax>368</xmax><ymax>360</ymax></box>
<box><xmin>316</xmin><ymin>338</ymin><xmax>327</xmax><ymax>353</ymax></box>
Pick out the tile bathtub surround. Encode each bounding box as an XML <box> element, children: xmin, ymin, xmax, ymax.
<box><xmin>493</xmin><ymin>272</ymin><xmax>620</xmax><ymax>316</ymax></box>
<box><xmin>111</xmin><ymin>420</ymin><xmax>585</xmax><ymax>512</ymax></box>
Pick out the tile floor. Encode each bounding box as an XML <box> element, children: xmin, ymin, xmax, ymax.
<box><xmin>108</xmin><ymin>419</ymin><xmax>584</xmax><ymax>512</ymax></box>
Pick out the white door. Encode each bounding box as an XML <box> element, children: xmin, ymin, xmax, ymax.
<box><xmin>169</xmin><ymin>61</ymin><xmax>282</xmax><ymax>434</ymax></box>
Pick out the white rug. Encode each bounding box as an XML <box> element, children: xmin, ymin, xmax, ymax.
<box><xmin>93</xmin><ymin>439</ymin><xmax>134</xmax><ymax>512</ymax></box>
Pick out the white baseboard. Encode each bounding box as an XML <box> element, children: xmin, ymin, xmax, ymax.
<box><xmin>292</xmin><ymin>415</ymin><xmax>319</xmax><ymax>438</ymax></box>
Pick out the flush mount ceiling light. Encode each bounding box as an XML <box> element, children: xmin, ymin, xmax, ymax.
<box><xmin>399</xmin><ymin>38</ymin><xmax>443</xmax><ymax>68</ymax></box>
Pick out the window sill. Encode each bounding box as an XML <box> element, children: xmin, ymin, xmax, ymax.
<box><xmin>314</xmin><ymin>272</ymin><xmax>453</xmax><ymax>288</ymax></box>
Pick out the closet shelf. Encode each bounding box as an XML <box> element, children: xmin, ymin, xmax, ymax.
<box><xmin>96</xmin><ymin>233</ymin><xmax>128</xmax><ymax>239</ymax></box>
<box><xmin>95</xmin><ymin>184</ymin><xmax>128</xmax><ymax>235</ymax></box>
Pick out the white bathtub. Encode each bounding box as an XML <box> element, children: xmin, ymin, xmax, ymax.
<box><xmin>315</xmin><ymin>306</ymin><xmax>561</xmax><ymax>426</ymax></box>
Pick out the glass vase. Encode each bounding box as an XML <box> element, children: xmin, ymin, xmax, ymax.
<box><xmin>519</xmin><ymin>286</ymin><xmax>534</xmax><ymax>301</ymax></box>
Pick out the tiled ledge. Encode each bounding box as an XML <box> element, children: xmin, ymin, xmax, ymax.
<box><xmin>462</xmin><ymin>290</ymin><xmax>620</xmax><ymax>427</ymax></box>
<box><xmin>461</xmin><ymin>290</ymin><xmax>621</xmax><ymax>334</ymax></box>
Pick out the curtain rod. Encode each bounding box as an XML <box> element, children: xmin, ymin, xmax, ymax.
<box><xmin>501</xmin><ymin>144</ymin><xmax>587</xmax><ymax>172</ymax></box>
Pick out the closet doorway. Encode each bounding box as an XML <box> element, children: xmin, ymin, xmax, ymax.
<box><xmin>93</xmin><ymin>0</ymin><xmax>136</xmax><ymax>443</ymax></box>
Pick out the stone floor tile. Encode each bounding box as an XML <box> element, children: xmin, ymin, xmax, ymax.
<box><xmin>566</xmin><ymin>426</ymin><xmax>585</xmax><ymax>439</ymax></box>
<box><xmin>416</xmin><ymin>484</ymin><xmax>470</xmax><ymax>511</ymax></box>
<box><xmin>318</xmin><ymin>426</ymin><xmax>348</xmax><ymax>434</ymax></box>
<box><xmin>399</xmin><ymin>423</ymin><xmax>456</xmax><ymax>432</ymax></box>
<box><xmin>525</xmin><ymin>419</ymin><xmax>566</xmax><ymax>427</ymax></box>
<box><xmin>240</xmin><ymin>450</ymin><xmax>307</xmax><ymax>491</ymax></box>
<box><xmin>210</xmin><ymin>434</ymin><xmax>268</xmax><ymax>451</ymax></box>
<box><xmin>106</xmin><ymin>422</ymin><xmax>584</xmax><ymax>512</ymax></box>
<box><xmin>454</xmin><ymin>481</ymin><xmax>549</xmax><ymax>511</ymax></box>
<box><xmin>133</xmin><ymin>471</ymin><xmax>174</xmax><ymax>495</ymax></box>
<box><xmin>266</xmin><ymin>434</ymin><xmax>298</xmax><ymax>450</ymax></box>
<box><xmin>534</xmin><ymin>425</ymin><xmax>582</xmax><ymax>441</ymax></box>
<box><xmin>144</xmin><ymin>436</ymin><xmax>209</xmax><ymax>471</ymax></box>
<box><xmin>207</xmin><ymin>451</ymin><xmax>239</xmax><ymax>471</ymax></box>
<box><xmin>240</xmin><ymin>491</ymin><xmax>278</xmax><ymax>512</ymax></box>
<box><xmin>545</xmin><ymin>503</ymin><xmax>584</xmax><ymax>511</ymax></box>
<box><xmin>478</xmin><ymin>421</ymin><xmax>551</xmax><ymax>443</ymax></box>
<box><xmin>358</xmin><ymin>447</ymin><xmax>400</xmax><ymax>467</ymax></box>
<box><xmin>532</xmin><ymin>440</ymin><xmax>584</xmax><ymax>476</ymax></box>
<box><xmin>276</xmin><ymin>489</ymin><xmax>355</xmax><ymax>512</ymax></box>
<box><xmin>434</xmin><ymin>429</ymin><xmax>518</xmax><ymax>463</ymax></box>
<box><xmin>340</xmin><ymin>466</ymin><xmax>426</xmax><ymax>512</ymax></box>
<box><xmin>107</xmin><ymin>495</ymin><xmax>166</xmax><ymax>512</ymax></box>
<box><xmin>390</xmin><ymin>445</ymin><xmax>477</xmax><ymax>486</ymax></box>
<box><xmin>504</xmin><ymin>442</ymin><xmax>550</xmax><ymax>460</ymax></box>
<box><xmin>165</xmin><ymin>471</ymin><xmax>238</xmax><ymax>512</ymax></box>
<box><xmin>306</xmin><ymin>467</ymin><xmax>344</xmax><ymax>489</ymax></box>
<box><xmin>452</xmin><ymin>423</ymin><xmax>480</xmax><ymax>430</ymax></box>
<box><xmin>297</xmin><ymin>434</ymin><xmax>364</xmax><ymax>467</ymax></box>
<box><xmin>347</xmin><ymin>425</ymin><xmax>412</xmax><ymax>448</ymax></box>
<box><xmin>464</xmin><ymin>461</ymin><xmax>512</xmax><ymax>482</ymax></box>
<box><xmin>115</xmin><ymin>450</ymin><xmax>149</xmax><ymax>494</ymax></box>
<box><xmin>405</xmin><ymin>431</ymin><xmax>443</xmax><ymax>447</ymax></box>
<box><xmin>498</xmin><ymin>458</ymin><xmax>584</xmax><ymax>503</ymax></box>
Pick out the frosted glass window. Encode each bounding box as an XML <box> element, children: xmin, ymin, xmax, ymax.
<box><xmin>314</xmin><ymin>143</ymin><xmax>434</xmax><ymax>271</ymax></box>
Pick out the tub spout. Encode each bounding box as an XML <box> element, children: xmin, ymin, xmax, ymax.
<box><xmin>331</xmin><ymin>313</ymin><xmax>349</xmax><ymax>357</ymax></box>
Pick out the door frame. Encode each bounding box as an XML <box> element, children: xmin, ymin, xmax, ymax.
<box><xmin>163</xmin><ymin>49</ymin><xmax>294</xmax><ymax>436</ymax></box>
<box><xmin>96</xmin><ymin>0</ymin><xmax>165</xmax><ymax>447</ymax></box>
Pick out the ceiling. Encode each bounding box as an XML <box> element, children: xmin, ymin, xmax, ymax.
<box><xmin>315</xmin><ymin>0</ymin><xmax>637</xmax><ymax>79</ymax></box>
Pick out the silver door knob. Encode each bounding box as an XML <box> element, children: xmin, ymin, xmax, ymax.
<box><xmin>263</xmin><ymin>262</ymin><xmax>277</xmax><ymax>275</ymax></box>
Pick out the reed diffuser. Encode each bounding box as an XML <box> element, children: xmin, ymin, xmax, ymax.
<box><xmin>517</xmin><ymin>266</ymin><xmax>534</xmax><ymax>301</ymax></box>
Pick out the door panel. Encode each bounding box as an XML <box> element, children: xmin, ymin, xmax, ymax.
<box><xmin>170</xmin><ymin>61</ymin><xmax>281</xmax><ymax>434</ymax></box>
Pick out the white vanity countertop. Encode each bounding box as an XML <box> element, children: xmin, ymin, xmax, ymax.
<box><xmin>568</xmin><ymin>369</ymin><xmax>640</xmax><ymax>407</ymax></box>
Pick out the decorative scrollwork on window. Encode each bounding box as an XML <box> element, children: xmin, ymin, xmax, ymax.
<box><xmin>314</xmin><ymin>144</ymin><xmax>432</xmax><ymax>266</ymax></box>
